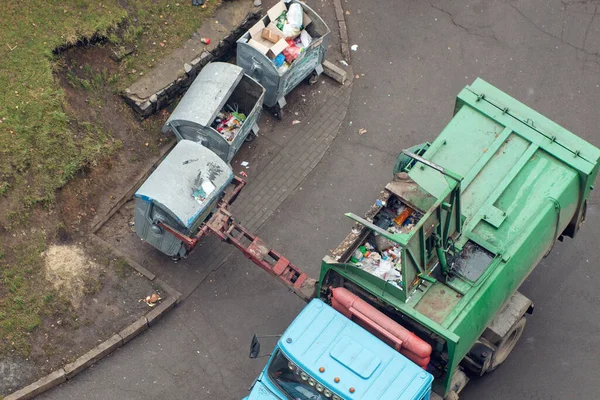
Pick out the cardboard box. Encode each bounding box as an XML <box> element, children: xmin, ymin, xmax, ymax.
<box><xmin>247</xmin><ymin>20</ymin><xmax>288</xmax><ymax>58</ymax></box>
<box><xmin>262</xmin><ymin>28</ymin><xmax>280</xmax><ymax>43</ymax></box>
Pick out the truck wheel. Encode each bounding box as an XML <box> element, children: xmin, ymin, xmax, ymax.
<box><xmin>488</xmin><ymin>317</ymin><xmax>526</xmax><ymax>372</ymax></box>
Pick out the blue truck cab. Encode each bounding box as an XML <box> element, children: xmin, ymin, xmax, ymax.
<box><xmin>245</xmin><ymin>299</ymin><xmax>433</xmax><ymax>400</ymax></box>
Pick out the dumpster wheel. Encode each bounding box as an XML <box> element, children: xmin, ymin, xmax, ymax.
<box><xmin>488</xmin><ymin>317</ymin><xmax>526</xmax><ymax>372</ymax></box>
<box><xmin>307</xmin><ymin>70</ymin><xmax>319</xmax><ymax>85</ymax></box>
<box><xmin>272</xmin><ymin>104</ymin><xmax>284</xmax><ymax>120</ymax></box>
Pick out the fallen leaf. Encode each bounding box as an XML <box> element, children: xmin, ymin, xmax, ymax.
<box><xmin>345</xmin><ymin>10</ymin><xmax>350</xmax><ymax>15</ymax></box>
<box><xmin>358</xmin><ymin>128</ymin><xmax>367</xmax><ymax>135</ymax></box>
<box><xmin>355</xmin><ymin>74</ymin><xmax>360</xmax><ymax>79</ymax></box>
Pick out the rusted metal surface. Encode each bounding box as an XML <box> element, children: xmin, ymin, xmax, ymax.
<box><xmin>413</xmin><ymin>284</ymin><xmax>462</xmax><ymax>325</ymax></box>
<box><xmin>158</xmin><ymin>174</ymin><xmax>315</xmax><ymax>302</ymax></box>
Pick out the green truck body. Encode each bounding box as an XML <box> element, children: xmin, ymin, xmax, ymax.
<box><xmin>316</xmin><ymin>78</ymin><xmax>600</xmax><ymax>397</ymax></box>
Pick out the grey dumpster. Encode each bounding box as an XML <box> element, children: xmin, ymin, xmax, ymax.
<box><xmin>162</xmin><ymin>62</ymin><xmax>265</xmax><ymax>164</ymax></box>
<box><xmin>236</xmin><ymin>0</ymin><xmax>330</xmax><ymax>119</ymax></box>
<box><xmin>134</xmin><ymin>140</ymin><xmax>233</xmax><ymax>258</ymax></box>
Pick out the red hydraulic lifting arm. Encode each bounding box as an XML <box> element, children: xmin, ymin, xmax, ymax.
<box><xmin>158</xmin><ymin>176</ymin><xmax>317</xmax><ymax>302</ymax></box>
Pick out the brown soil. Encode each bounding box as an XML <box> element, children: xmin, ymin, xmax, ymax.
<box><xmin>0</xmin><ymin>42</ymin><xmax>172</xmax><ymax>396</ymax></box>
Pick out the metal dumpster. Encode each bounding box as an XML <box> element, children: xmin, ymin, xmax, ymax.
<box><xmin>133</xmin><ymin>140</ymin><xmax>233</xmax><ymax>258</ymax></box>
<box><xmin>161</xmin><ymin>62</ymin><xmax>265</xmax><ymax>163</ymax></box>
<box><xmin>236</xmin><ymin>0</ymin><xmax>330</xmax><ymax>119</ymax></box>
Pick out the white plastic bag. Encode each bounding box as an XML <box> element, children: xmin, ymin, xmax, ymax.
<box><xmin>282</xmin><ymin>23</ymin><xmax>300</xmax><ymax>39</ymax></box>
<box><xmin>300</xmin><ymin>30</ymin><xmax>312</xmax><ymax>47</ymax></box>
<box><xmin>286</xmin><ymin>3</ymin><xmax>303</xmax><ymax>29</ymax></box>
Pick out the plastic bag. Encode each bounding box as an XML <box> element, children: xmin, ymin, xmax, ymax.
<box><xmin>275</xmin><ymin>11</ymin><xmax>287</xmax><ymax>31</ymax></box>
<box><xmin>272</xmin><ymin>53</ymin><xmax>286</xmax><ymax>68</ymax></box>
<box><xmin>282</xmin><ymin>23</ymin><xmax>300</xmax><ymax>39</ymax></box>
<box><xmin>283</xmin><ymin>38</ymin><xmax>302</xmax><ymax>63</ymax></box>
<box><xmin>286</xmin><ymin>3</ymin><xmax>303</xmax><ymax>29</ymax></box>
<box><xmin>300</xmin><ymin>30</ymin><xmax>312</xmax><ymax>47</ymax></box>
<box><xmin>277</xmin><ymin>62</ymin><xmax>290</xmax><ymax>74</ymax></box>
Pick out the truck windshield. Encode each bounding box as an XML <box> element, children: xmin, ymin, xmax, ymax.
<box><xmin>267</xmin><ymin>350</ymin><xmax>329</xmax><ymax>400</ymax></box>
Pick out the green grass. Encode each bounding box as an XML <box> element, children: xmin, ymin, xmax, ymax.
<box><xmin>0</xmin><ymin>0</ymin><xmax>221</xmax><ymax>358</ymax></box>
<box><xmin>0</xmin><ymin>0</ymin><xmax>220</xmax><ymax>227</ymax></box>
<box><xmin>0</xmin><ymin>234</ymin><xmax>58</xmax><ymax>356</ymax></box>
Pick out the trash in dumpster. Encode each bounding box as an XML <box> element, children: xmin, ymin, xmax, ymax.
<box><xmin>237</xmin><ymin>0</ymin><xmax>329</xmax><ymax>115</ymax></box>
<box><xmin>351</xmin><ymin>242</ymin><xmax>402</xmax><ymax>285</ymax></box>
<box><xmin>262</xmin><ymin>27</ymin><xmax>281</xmax><ymax>43</ymax></box>
<box><xmin>192</xmin><ymin>179</ymin><xmax>216</xmax><ymax>204</ymax></box>
<box><xmin>348</xmin><ymin>195</ymin><xmax>424</xmax><ymax>285</ymax></box>
<box><xmin>210</xmin><ymin>104</ymin><xmax>248</xmax><ymax>142</ymax></box>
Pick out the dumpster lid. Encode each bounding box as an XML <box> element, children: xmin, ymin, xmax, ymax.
<box><xmin>163</xmin><ymin>62</ymin><xmax>245</xmax><ymax>131</ymax></box>
<box><xmin>134</xmin><ymin>140</ymin><xmax>233</xmax><ymax>229</ymax></box>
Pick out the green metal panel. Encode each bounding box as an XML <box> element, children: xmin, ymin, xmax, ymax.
<box><xmin>321</xmin><ymin>79</ymin><xmax>600</xmax><ymax>397</ymax></box>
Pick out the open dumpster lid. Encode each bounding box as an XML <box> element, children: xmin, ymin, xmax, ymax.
<box><xmin>162</xmin><ymin>62</ymin><xmax>245</xmax><ymax>132</ymax></box>
<box><xmin>134</xmin><ymin>140</ymin><xmax>233</xmax><ymax>229</ymax></box>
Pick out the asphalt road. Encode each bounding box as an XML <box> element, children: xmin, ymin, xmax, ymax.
<box><xmin>41</xmin><ymin>0</ymin><xmax>600</xmax><ymax>399</ymax></box>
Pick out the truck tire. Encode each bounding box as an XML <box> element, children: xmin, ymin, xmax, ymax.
<box><xmin>488</xmin><ymin>317</ymin><xmax>526</xmax><ymax>372</ymax></box>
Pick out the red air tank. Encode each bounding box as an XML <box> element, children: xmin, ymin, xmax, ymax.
<box><xmin>330</xmin><ymin>287</ymin><xmax>432</xmax><ymax>369</ymax></box>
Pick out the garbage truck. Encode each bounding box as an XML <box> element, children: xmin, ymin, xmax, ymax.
<box><xmin>132</xmin><ymin>78</ymin><xmax>599</xmax><ymax>398</ymax></box>
<box><xmin>241</xmin><ymin>78</ymin><xmax>600</xmax><ymax>400</ymax></box>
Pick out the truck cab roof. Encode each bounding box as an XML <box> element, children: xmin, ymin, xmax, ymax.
<box><xmin>270</xmin><ymin>299</ymin><xmax>432</xmax><ymax>400</ymax></box>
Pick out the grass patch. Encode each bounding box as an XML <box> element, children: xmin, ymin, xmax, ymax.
<box><xmin>0</xmin><ymin>0</ymin><xmax>220</xmax><ymax>226</ymax></box>
<box><xmin>0</xmin><ymin>234</ymin><xmax>62</xmax><ymax>357</ymax></box>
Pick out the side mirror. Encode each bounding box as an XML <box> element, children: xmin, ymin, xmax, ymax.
<box><xmin>249</xmin><ymin>334</ymin><xmax>261</xmax><ymax>359</ymax></box>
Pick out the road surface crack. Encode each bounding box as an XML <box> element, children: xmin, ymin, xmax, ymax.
<box><xmin>427</xmin><ymin>0</ymin><xmax>500</xmax><ymax>43</ymax></box>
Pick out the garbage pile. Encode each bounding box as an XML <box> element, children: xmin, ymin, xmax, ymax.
<box><xmin>211</xmin><ymin>104</ymin><xmax>247</xmax><ymax>142</ymax></box>
<box><xmin>349</xmin><ymin>198</ymin><xmax>422</xmax><ymax>287</ymax></box>
<box><xmin>270</xmin><ymin>3</ymin><xmax>313</xmax><ymax>73</ymax></box>
<box><xmin>351</xmin><ymin>243</ymin><xmax>403</xmax><ymax>287</ymax></box>
<box><xmin>246</xmin><ymin>2</ymin><xmax>315</xmax><ymax>74</ymax></box>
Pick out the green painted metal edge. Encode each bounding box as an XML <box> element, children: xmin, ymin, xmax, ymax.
<box><xmin>466</xmin><ymin>78</ymin><xmax>600</xmax><ymax>166</ymax></box>
<box><xmin>457</xmin><ymin>87</ymin><xmax>597</xmax><ymax>175</ymax></box>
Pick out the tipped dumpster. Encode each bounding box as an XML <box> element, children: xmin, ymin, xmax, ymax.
<box><xmin>134</xmin><ymin>140</ymin><xmax>233</xmax><ymax>258</ymax></box>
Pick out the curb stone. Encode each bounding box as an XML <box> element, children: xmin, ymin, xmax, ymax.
<box><xmin>123</xmin><ymin>5</ymin><xmax>261</xmax><ymax>118</ymax></box>
<box><xmin>119</xmin><ymin>316</ymin><xmax>149</xmax><ymax>344</ymax></box>
<box><xmin>146</xmin><ymin>296</ymin><xmax>178</xmax><ymax>326</ymax></box>
<box><xmin>4</xmin><ymin>369</ymin><xmax>66</xmax><ymax>400</ymax></box>
<box><xmin>63</xmin><ymin>334</ymin><xmax>123</xmax><ymax>380</ymax></box>
<box><xmin>332</xmin><ymin>0</ymin><xmax>351</xmax><ymax>60</ymax></box>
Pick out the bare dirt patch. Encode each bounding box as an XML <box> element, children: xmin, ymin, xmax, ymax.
<box><xmin>43</xmin><ymin>245</ymin><xmax>102</xmax><ymax>309</ymax></box>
